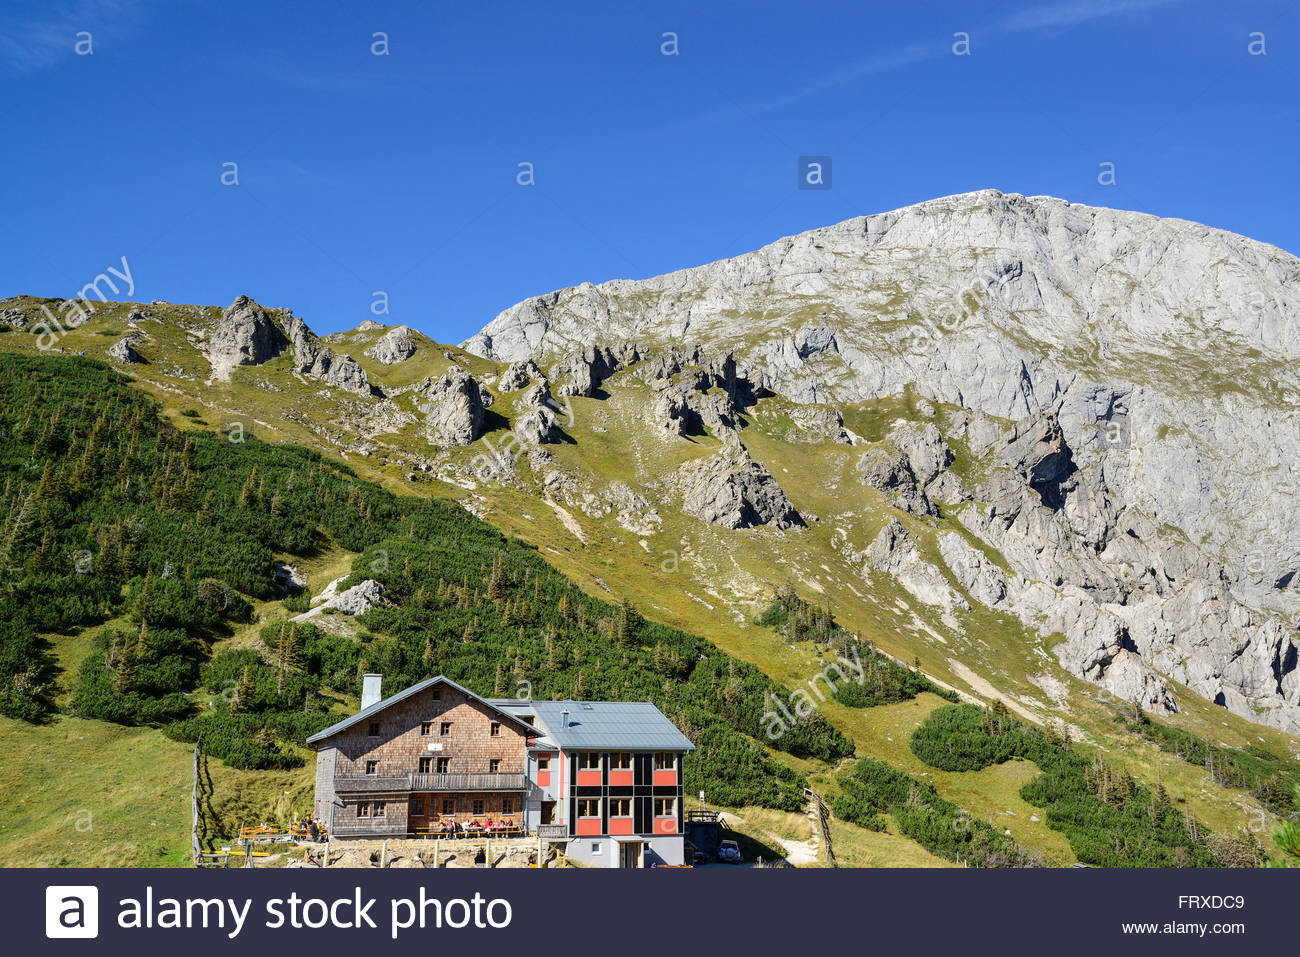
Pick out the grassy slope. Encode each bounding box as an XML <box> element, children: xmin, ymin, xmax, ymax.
<box><xmin>0</xmin><ymin>535</ymin><xmax>356</xmax><ymax>866</ymax></box>
<box><xmin>0</xmin><ymin>300</ymin><xmax>1294</xmax><ymax>866</ymax></box>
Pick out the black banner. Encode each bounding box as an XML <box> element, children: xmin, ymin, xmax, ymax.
<box><xmin>17</xmin><ymin>867</ymin><xmax>1293</xmax><ymax>954</ymax></box>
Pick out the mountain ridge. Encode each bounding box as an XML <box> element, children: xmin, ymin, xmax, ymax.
<box><xmin>2</xmin><ymin>190</ymin><xmax>1297</xmax><ymax>739</ymax></box>
<box><xmin>456</xmin><ymin>189</ymin><xmax>1300</xmax><ymax>735</ymax></box>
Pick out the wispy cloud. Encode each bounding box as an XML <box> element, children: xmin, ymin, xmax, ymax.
<box><xmin>746</xmin><ymin>0</ymin><xmax>1189</xmax><ymax>116</ymax></box>
<box><xmin>995</xmin><ymin>0</ymin><xmax>1185</xmax><ymax>33</ymax></box>
<box><xmin>0</xmin><ymin>0</ymin><xmax>146</xmax><ymax>74</ymax></box>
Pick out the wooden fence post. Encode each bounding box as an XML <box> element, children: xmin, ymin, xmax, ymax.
<box><xmin>190</xmin><ymin>739</ymin><xmax>203</xmax><ymax>867</ymax></box>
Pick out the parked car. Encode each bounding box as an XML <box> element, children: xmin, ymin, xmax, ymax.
<box><xmin>692</xmin><ymin>850</ymin><xmax>708</xmax><ymax>866</ymax></box>
<box><xmin>717</xmin><ymin>840</ymin><xmax>742</xmax><ymax>864</ymax></box>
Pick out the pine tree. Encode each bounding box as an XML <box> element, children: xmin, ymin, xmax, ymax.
<box><xmin>111</xmin><ymin>635</ymin><xmax>135</xmax><ymax>694</ymax></box>
<box><xmin>487</xmin><ymin>552</ymin><xmax>505</xmax><ymax>600</ymax></box>
<box><xmin>238</xmin><ymin>467</ymin><xmax>260</xmax><ymax>509</ymax></box>
<box><xmin>275</xmin><ymin>623</ymin><xmax>301</xmax><ymax>695</ymax></box>
<box><xmin>232</xmin><ymin>665</ymin><xmax>254</xmax><ymax>713</ymax></box>
<box><xmin>135</xmin><ymin>619</ymin><xmax>152</xmax><ymax>660</ymax></box>
<box><xmin>613</xmin><ymin>597</ymin><xmax>640</xmax><ymax>648</ymax></box>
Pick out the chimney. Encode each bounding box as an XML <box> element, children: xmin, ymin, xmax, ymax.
<box><xmin>560</xmin><ymin>708</ymin><xmax>569</xmax><ymax>729</ymax></box>
<box><xmin>361</xmin><ymin>674</ymin><xmax>382</xmax><ymax>711</ymax></box>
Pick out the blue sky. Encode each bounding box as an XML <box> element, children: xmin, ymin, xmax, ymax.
<box><xmin>2</xmin><ymin>0</ymin><xmax>1296</xmax><ymax>342</ymax></box>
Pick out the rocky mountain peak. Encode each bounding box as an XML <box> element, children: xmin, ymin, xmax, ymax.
<box><xmin>460</xmin><ymin>190</ymin><xmax>1300</xmax><ymax>733</ymax></box>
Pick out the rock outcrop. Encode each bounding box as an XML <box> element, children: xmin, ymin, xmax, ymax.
<box><xmin>498</xmin><ymin>359</ymin><xmax>542</xmax><ymax>392</ymax></box>
<box><xmin>204</xmin><ymin>296</ymin><xmax>374</xmax><ymax>396</ymax></box>
<box><xmin>857</xmin><ymin>447</ymin><xmax>933</xmax><ymax>516</ymax></box>
<box><xmin>647</xmin><ymin>387</ymin><xmax>694</xmax><ymax>435</ymax></box>
<box><xmin>672</xmin><ymin>445</ymin><xmax>803</xmax><ymax>530</ymax></box>
<box><xmin>293</xmin><ymin>578</ymin><xmax>385</xmax><ymax>626</ymax></box>
<box><xmin>205</xmin><ymin>295</ymin><xmax>284</xmax><ymax>380</ymax></box>
<box><xmin>865</xmin><ymin>519</ymin><xmax>968</xmax><ymax>612</ymax></box>
<box><xmin>365</xmin><ymin>326</ymin><xmax>417</xmax><ymax>364</ymax></box>
<box><xmin>553</xmin><ymin>342</ymin><xmax>642</xmax><ymax>397</ymax></box>
<box><xmin>107</xmin><ymin>334</ymin><xmax>145</xmax><ymax>364</ymax></box>
<box><xmin>309</xmin><ymin>347</ymin><xmax>373</xmax><ymax>396</ymax></box>
<box><xmin>420</xmin><ymin>365</ymin><xmax>493</xmax><ymax>446</ymax></box>
<box><xmin>512</xmin><ymin>382</ymin><xmax>565</xmax><ymax>445</ymax></box>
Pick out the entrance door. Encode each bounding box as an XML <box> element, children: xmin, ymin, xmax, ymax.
<box><xmin>409</xmin><ymin>794</ymin><xmax>429</xmax><ymax>834</ymax></box>
<box><xmin>620</xmin><ymin>841</ymin><xmax>642</xmax><ymax>869</ymax></box>
<box><xmin>541</xmin><ymin>801</ymin><xmax>556</xmax><ymax>825</ymax></box>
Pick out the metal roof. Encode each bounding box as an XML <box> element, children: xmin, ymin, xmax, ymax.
<box><xmin>305</xmin><ymin>676</ymin><xmax>544</xmax><ymax>746</ymax></box>
<box><xmin>521</xmin><ymin>699</ymin><xmax>695</xmax><ymax>752</ymax></box>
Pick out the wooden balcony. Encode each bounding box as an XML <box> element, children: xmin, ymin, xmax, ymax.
<box><xmin>335</xmin><ymin>772</ymin><xmax>526</xmax><ymax>794</ymax></box>
<box><xmin>410</xmin><ymin>772</ymin><xmax>526</xmax><ymax>792</ymax></box>
<box><xmin>335</xmin><ymin>775</ymin><xmax>411</xmax><ymax>794</ymax></box>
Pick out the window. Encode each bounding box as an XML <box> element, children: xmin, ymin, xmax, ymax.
<box><xmin>537</xmin><ymin>755</ymin><xmax>550</xmax><ymax>771</ymax></box>
<box><xmin>442</xmin><ymin>798</ymin><xmax>455</xmax><ymax>815</ymax></box>
<box><xmin>489</xmin><ymin>758</ymin><xmax>501</xmax><ymax>773</ymax></box>
<box><xmin>610</xmin><ymin>798</ymin><xmax>631</xmax><ymax>817</ymax></box>
<box><xmin>410</xmin><ymin>798</ymin><xmax>424</xmax><ymax>815</ymax></box>
<box><xmin>365</xmin><ymin>760</ymin><xmax>378</xmax><ymax>776</ymax></box>
<box><xmin>472</xmin><ymin>799</ymin><xmax>485</xmax><ymax>816</ymax></box>
<box><xmin>578</xmin><ymin>753</ymin><xmax>601</xmax><ymax>770</ymax></box>
<box><xmin>518</xmin><ymin>714</ymin><xmax>534</xmax><ymax>725</ymax></box>
<box><xmin>490</xmin><ymin>721</ymin><xmax>501</xmax><ymax>737</ymax></box>
<box><xmin>439</xmin><ymin>721</ymin><xmax>452</xmax><ymax>736</ymax></box>
<box><xmin>356</xmin><ymin>802</ymin><xmax>370</xmax><ymax>818</ymax></box>
<box><xmin>418</xmin><ymin>756</ymin><xmax>433</xmax><ymax>774</ymax></box>
<box><xmin>367</xmin><ymin>722</ymin><xmax>380</xmax><ymax>736</ymax></box>
<box><xmin>420</xmin><ymin>721</ymin><xmax>432</xmax><ymax>736</ymax></box>
<box><xmin>654</xmin><ymin>752</ymin><xmax>675</xmax><ymax>770</ymax></box>
<box><xmin>502</xmin><ymin>798</ymin><xmax>514</xmax><ymax>815</ymax></box>
<box><xmin>610</xmin><ymin>752</ymin><xmax>631</xmax><ymax>770</ymax></box>
<box><xmin>577</xmin><ymin>798</ymin><xmax>601</xmax><ymax>818</ymax></box>
<box><xmin>373</xmin><ymin>802</ymin><xmax>386</xmax><ymax>818</ymax></box>
<box><xmin>431</xmin><ymin>688</ymin><xmax>441</xmax><ymax>700</ymax></box>
<box><xmin>436</xmin><ymin>757</ymin><xmax>451</xmax><ymax>773</ymax></box>
<box><xmin>591</xmin><ymin>842</ymin><xmax>603</xmax><ymax>854</ymax></box>
<box><xmin>654</xmin><ymin>798</ymin><xmax>676</xmax><ymax>817</ymax></box>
